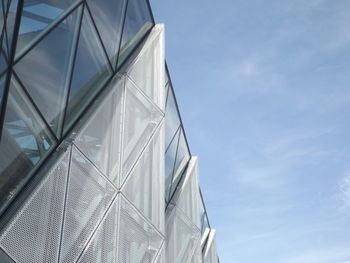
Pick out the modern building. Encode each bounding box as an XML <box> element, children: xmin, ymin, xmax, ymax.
<box><xmin>0</xmin><ymin>0</ymin><xmax>219</xmax><ymax>262</ymax></box>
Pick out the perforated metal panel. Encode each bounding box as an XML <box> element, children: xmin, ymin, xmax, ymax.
<box><xmin>59</xmin><ymin>146</ymin><xmax>116</xmax><ymax>263</ymax></box>
<box><xmin>203</xmin><ymin>230</ymin><xmax>219</xmax><ymax>263</ymax></box>
<box><xmin>0</xmin><ymin>149</ymin><xmax>71</xmax><ymax>263</ymax></box>
<box><xmin>77</xmin><ymin>195</ymin><xmax>120</xmax><ymax>263</ymax></box>
<box><xmin>117</xmin><ymin>195</ymin><xmax>163</xmax><ymax>263</ymax></box>
<box><xmin>75</xmin><ymin>78</ymin><xmax>124</xmax><ymax>186</ymax></box>
<box><xmin>190</xmin><ymin>239</ymin><xmax>203</xmax><ymax>263</ymax></box>
<box><xmin>127</xmin><ymin>24</ymin><xmax>165</xmax><ymax>110</ymax></box>
<box><xmin>173</xmin><ymin>158</ymin><xmax>201</xmax><ymax>230</ymax></box>
<box><xmin>121</xmin><ymin>122</ymin><xmax>165</xmax><ymax>233</ymax></box>
<box><xmin>121</xmin><ymin>79</ymin><xmax>163</xmax><ymax>184</ymax></box>
<box><xmin>165</xmin><ymin>206</ymin><xmax>201</xmax><ymax>263</ymax></box>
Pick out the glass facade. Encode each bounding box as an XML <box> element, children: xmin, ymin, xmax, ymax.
<box><xmin>0</xmin><ymin>0</ymin><xmax>219</xmax><ymax>262</ymax></box>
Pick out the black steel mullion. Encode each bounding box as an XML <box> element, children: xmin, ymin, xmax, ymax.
<box><xmin>115</xmin><ymin>0</ymin><xmax>129</xmax><ymax>71</ymax></box>
<box><xmin>58</xmin><ymin>3</ymin><xmax>84</xmax><ymax>138</ymax></box>
<box><xmin>14</xmin><ymin>0</ymin><xmax>83</xmax><ymax>64</ymax></box>
<box><xmin>84</xmin><ymin>2</ymin><xmax>114</xmax><ymax>74</ymax></box>
<box><xmin>0</xmin><ymin>0</ymin><xmax>23</xmax><ymax>141</ymax></box>
<box><xmin>12</xmin><ymin>71</ymin><xmax>58</xmax><ymax>141</ymax></box>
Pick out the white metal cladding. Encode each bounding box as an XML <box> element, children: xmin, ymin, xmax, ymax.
<box><xmin>121</xmin><ymin>121</ymin><xmax>165</xmax><ymax>233</ymax></box>
<box><xmin>117</xmin><ymin>195</ymin><xmax>163</xmax><ymax>263</ymax></box>
<box><xmin>203</xmin><ymin>230</ymin><xmax>219</xmax><ymax>263</ymax></box>
<box><xmin>165</xmin><ymin>205</ymin><xmax>201</xmax><ymax>263</ymax></box>
<box><xmin>75</xmin><ymin>77</ymin><xmax>124</xmax><ymax>187</ymax></box>
<box><xmin>77</xmin><ymin>196</ymin><xmax>120</xmax><ymax>263</ymax></box>
<box><xmin>171</xmin><ymin>157</ymin><xmax>202</xmax><ymax>230</ymax></box>
<box><xmin>121</xmin><ymin>78</ymin><xmax>163</xmax><ymax>184</ymax></box>
<box><xmin>0</xmin><ymin>24</ymin><xmax>220</xmax><ymax>263</ymax></box>
<box><xmin>0</xmin><ymin>148</ymin><xmax>71</xmax><ymax>263</ymax></box>
<box><xmin>127</xmin><ymin>24</ymin><xmax>165</xmax><ymax>110</ymax></box>
<box><xmin>59</xmin><ymin>146</ymin><xmax>116</xmax><ymax>263</ymax></box>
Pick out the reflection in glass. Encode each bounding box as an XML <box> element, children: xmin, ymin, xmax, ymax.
<box><xmin>165</xmin><ymin>129</ymin><xmax>180</xmax><ymax>202</ymax></box>
<box><xmin>117</xmin><ymin>0</ymin><xmax>154</xmax><ymax>67</ymax></box>
<box><xmin>0</xmin><ymin>76</ymin><xmax>56</xmax><ymax>213</ymax></box>
<box><xmin>64</xmin><ymin>8</ymin><xmax>112</xmax><ymax>133</ymax></box>
<box><xmin>169</xmin><ymin>128</ymin><xmax>190</xmax><ymax>198</ymax></box>
<box><xmin>14</xmin><ymin>6</ymin><xmax>81</xmax><ymax>136</ymax></box>
<box><xmin>0</xmin><ymin>0</ymin><xmax>18</xmax><ymax>75</ymax></box>
<box><xmin>87</xmin><ymin>0</ymin><xmax>127</xmax><ymax>68</ymax></box>
<box><xmin>16</xmin><ymin>0</ymin><xmax>79</xmax><ymax>55</ymax></box>
<box><xmin>165</xmin><ymin>86</ymin><xmax>181</xmax><ymax>149</ymax></box>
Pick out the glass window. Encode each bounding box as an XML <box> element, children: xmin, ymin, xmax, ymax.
<box><xmin>14</xmin><ymin>6</ymin><xmax>81</xmax><ymax>136</ymax></box>
<box><xmin>117</xmin><ymin>0</ymin><xmax>154</xmax><ymax>67</ymax></box>
<box><xmin>169</xmin><ymin>128</ymin><xmax>190</xmax><ymax>198</ymax></box>
<box><xmin>0</xmin><ymin>0</ymin><xmax>18</xmax><ymax>75</ymax></box>
<box><xmin>165</xmin><ymin>86</ymin><xmax>181</xmax><ymax>149</ymax></box>
<box><xmin>0</xmin><ymin>76</ymin><xmax>56</xmax><ymax>213</ymax></box>
<box><xmin>16</xmin><ymin>0</ymin><xmax>79</xmax><ymax>55</ymax></box>
<box><xmin>64</xmin><ymin>7</ymin><xmax>112</xmax><ymax>133</ymax></box>
<box><xmin>86</xmin><ymin>0</ymin><xmax>127</xmax><ymax>68</ymax></box>
<box><xmin>165</xmin><ymin>128</ymin><xmax>180</xmax><ymax>202</ymax></box>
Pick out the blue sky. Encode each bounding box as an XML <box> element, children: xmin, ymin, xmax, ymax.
<box><xmin>152</xmin><ymin>0</ymin><xmax>350</xmax><ymax>262</ymax></box>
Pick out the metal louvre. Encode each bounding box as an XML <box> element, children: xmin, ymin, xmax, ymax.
<box><xmin>203</xmin><ymin>230</ymin><xmax>219</xmax><ymax>263</ymax></box>
<box><xmin>0</xmin><ymin>148</ymin><xmax>71</xmax><ymax>263</ymax></box>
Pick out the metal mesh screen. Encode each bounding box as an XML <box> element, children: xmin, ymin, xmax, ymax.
<box><xmin>165</xmin><ymin>206</ymin><xmax>200</xmax><ymax>263</ymax></box>
<box><xmin>77</xmin><ymin>196</ymin><xmax>120</xmax><ymax>263</ymax></box>
<box><xmin>117</xmin><ymin>196</ymin><xmax>163</xmax><ymax>263</ymax></box>
<box><xmin>59</xmin><ymin>147</ymin><xmax>116</xmax><ymax>263</ymax></box>
<box><xmin>121</xmin><ymin>122</ymin><xmax>165</xmax><ymax>233</ymax></box>
<box><xmin>0</xmin><ymin>149</ymin><xmax>70</xmax><ymax>263</ymax></box>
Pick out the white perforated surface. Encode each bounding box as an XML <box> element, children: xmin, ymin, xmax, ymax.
<box><xmin>59</xmin><ymin>147</ymin><xmax>116</xmax><ymax>263</ymax></box>
<box><xmin>77</xmin><ymin>196</ymin><xmax>120</xmax><ymax>263</ymax></box>
<box><xmin>0</xmin><ymin>149</ymin><xmax>70</xmax><ymax>263</ymax></box>
<box><xmin>173</xmin><ymin>157</ymin><xmax>201</xmax><ymax>230</ymax></box>
<box><xmin>165</xmin><ymin>207</ymin><xmax>201</xmax><ymax>263</ymax></box>
<box><xmin>75</xmin><ymin>77</ymin><xmax>124</xmax><ymax>187</ymax></box>
<box><xmin>117</xmin><ymin>196</ymin><xmax>163</xmax><ymax>263</ymax></box>
<box><xmin>121</xmin><ymin>123</ymin><xmax>165</xmax><ymax>233</ymax></box>
<box><xmin>121</xmin><ymin>80</ymin><xmax>163</xmax><ymax>183</ymax></box>
<box><xmin>127</xmin><ymin>24</ymin><xmax>165</xmax><ymax>110</ymax></box>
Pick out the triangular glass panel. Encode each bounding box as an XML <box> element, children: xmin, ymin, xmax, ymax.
<box><xmin>16</xmin><ymin>0</ymin><xmax>80</xmax><ymax>55</ymax></box>
<box><xmin>165</xmin><ymin>128</ymin><xmax>180</xmax><ymax>203</ymax></box>
<box><xmin>0</xmin><ymin>76</ymin><xmax>56</xmax><ymax>212</ymax></box>
<box><xmin>122</xmin><ymin>80</ymin><xmax>163</xmax><ymax>182</ymax></box>
<box><xmin>86</xmin><ymin>0</ymin><xmax>127</xmax><ymax>68</ymax></box>
<box><xmin>14</xmin><ymin>6</ymin><xmax>82</xmax><ymax>136</ymax></box>
<box><xmin>64</xmin><ymin>8</ymin><xmax>112</xmax><ymax>133</ymax></box>
<box><xmin>117</xmin><ymin>0</ymin><xmax>154</xmax><ymax>67</ymax></box>
<box><xmin>169</xmin><ymin>128</ymin><xmax>190</xmax><ymax>197</ymax></box>
<box><xmin>165</xmin><ymin>86</ymin><xmax>181</xmax><ymax>149</ymax></box>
